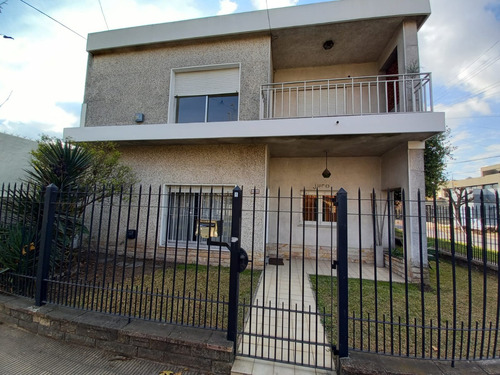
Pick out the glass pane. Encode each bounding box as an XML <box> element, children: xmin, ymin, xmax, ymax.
<box><xmin>322</xmin><ymin>195</ymin><xmax>337</xmax><ymax>222</ymax></box>
<box><xmin>167</xmin><ymin>190</ymin><xmax>232</xmax><ymax>244</ymax></box>
<box><xmin>207</xmin><ymin>95</ymin><xmax>238</xmax><ymax>122</ymax></box>
<box><xmin>168</xmin><ymin>192</ymin><xmax>196</xmax><ymax>241</ymax></box>
<box><xmin>176</xmin><ymin>96</ymin><xmax>206</xmax><ymax>123</ymax></box>
<box><xmin>303</xmin><ymin>195</ymin><xmax>317</xmax><ymax>222</ymax></box>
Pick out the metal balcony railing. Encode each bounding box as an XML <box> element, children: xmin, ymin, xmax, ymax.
<box><xmin>260</xmin><ymin>72</ymin><xmax>433</xmax><ymax>119</ymax></box>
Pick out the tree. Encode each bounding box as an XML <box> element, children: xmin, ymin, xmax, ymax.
<box><xmin>0</xmin><ymin>137</ymin><xmax>137</xmax><ymax>273</ymax></box>
<box><xmin>23</xmin><ymin>136</ymin><xmax>138</xmax><ymax>216</ymax></box>
<box><xmin>0</xmin><ymin>1</ymin><xmax>14</xmax><ymax>40</ymax></box>
<box><xmin>447</xmin><ymin>186</ymin><xmax>473</xmax><ymax>227</ymax></box>
<box><xmin>24</xmin><ymin>136</ymin><xmax>137</xmax><ymax>191</ymax></box>
<box><xmin>424</xmin><ymin>127</ymin><xmax>453</xmax><ymax>197</ymax></box>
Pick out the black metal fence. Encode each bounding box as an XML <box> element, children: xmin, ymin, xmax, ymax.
<box><xmin>344</xmin><ymin>189</ymin><xmax>499</xmax><ymax>364</ymax></box>
<box><xmin>0</xmin><ymin>183</ymin><xmax>251</xmax><ymax>332</ymax></box>
<box><xmin>426</xmin><ymin>191</ymin><xmax>499</xmax><ymax>266</ymax></box>
<box><xmin>0</xmin><ymin>183</ymin><xmax>499</xmax><ymax>368</ymax></box>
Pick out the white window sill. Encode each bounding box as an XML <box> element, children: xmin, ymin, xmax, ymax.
<box><xmin>301</xmin><ymin>222</ymin><xmax>337</xmax><ymax>229</ymax></box>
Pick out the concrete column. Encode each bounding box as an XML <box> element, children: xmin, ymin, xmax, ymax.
<box><xmin>406</xmin><ymin>141</ymin><xmax>428</xmax><ymax>282</ymax></box>
<box><xmin>401</xmin><ymin>20</ymin><xmax>420</xmax><ymax>72</ymax></box>
<box><xmin>381</xmin><ymin>141</ymin><xmax>428</xmax><ymax>283</ymax></box>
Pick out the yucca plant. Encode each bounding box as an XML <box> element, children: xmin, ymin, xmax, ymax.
<box><xmin>24</xmin><ymin>137</ymin><xmax>93</xmax><ymax>190</ymax></box>
<box><xmin>0</xmin><ymin>224</ymin><xmax>37</xmax><ymax>274</ymax></box>
<box><xmin>25</xmin><ymin>136</ymin><xmax>137</xmax><ymax>212</ymax></box>
<box><xmin>0</xmin><ymin>137</ymin><xmax>137</xmax><ymax>284</ymax></box>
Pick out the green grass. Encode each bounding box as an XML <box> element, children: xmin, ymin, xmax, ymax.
<box><xmin>427</xmin><ymin>237</ymin><xmax>498</xmax><ymax>264</ymax></box>
<box><xmin>52</xmin><ymin>263</ymin><xmax>261</xmax><ymax>330</ymax></box>
<box><xmin>311</xmin><ymin>259</ymin><xmax>499</xmax><ymax>358</ymax></box>
<box><xmin>396</xmin><ymin>227</ymin><xmax>498</xmax><ymax>264</ymax></box>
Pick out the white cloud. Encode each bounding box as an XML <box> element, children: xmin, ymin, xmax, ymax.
<box><xmin>422</xmin><ymin>1</ymin><xmax>500</xmax><ymax>177</ymax></box>
<box><xmin>421</xmin><ymin>0</ymin><xmax>500</xmax><ymax>103</ymax></box>
<box><xmin>435</xmin><ymin>97</ymin><xmax>492</xmax><ymax>129</ymax></box>
<box><xmin>217</xmin><ymin>0</ymin><xmax>238</xmax><ymax>15</ymax></box>
<box><xmin>251</xmin><ymin>0</ymin><xmax>298</xmax><ymax>10</ymax></box>
<box><xmin>450</xmin><ymin>130</ymin><xmax>472</xmax><ymax>144</ymax></box>
<box><xmin>0</xmin><ymin>0</ymin><xmax>208</xmax><ymax>139</ymax></box>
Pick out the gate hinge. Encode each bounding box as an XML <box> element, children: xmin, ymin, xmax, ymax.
<box><xmin>332</xmin><ymin>261</ymin><xmax>338</xmax><ymax>270</ymax></box>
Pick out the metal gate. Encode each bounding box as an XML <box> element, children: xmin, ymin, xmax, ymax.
<box><xmin>228</xmin><ymin>187</ymin><xmax>349</xmax><ymax>369</ymax></box>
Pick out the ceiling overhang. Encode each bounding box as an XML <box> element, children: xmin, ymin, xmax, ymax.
<box><xmin>64</xmin><ymin>113</ymin><xmax>445</xmax><ymax>158</ymax></box>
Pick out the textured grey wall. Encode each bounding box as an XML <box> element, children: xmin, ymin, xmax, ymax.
<box><xmin>84</xmin><ymin>36</ymin><xmax>271</xmax><ymax>127</ymax></box>
<box><xmin>117</xmin><ymin>143</ymin><xmax>268</xmax><ymax>258</ymax></box>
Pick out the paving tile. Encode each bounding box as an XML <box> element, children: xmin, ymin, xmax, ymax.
<box><xmin>272</xmin><ymin>362</ymin><xmax>295</xmax><ymax>375</ymax></box>
<box><xmin>231</xmin><ymin>357</ymin><xmax>254</xmax><ymax>375</ymax></box>
<box><xmin>236</xmin><ymin>258</ymin><xmax>403</xmax><ymax>372</ymax></box>
<box><xmin>252</xmin><ymin>359</ymin><xmax>275</xmax><ymax>375</ymax></box>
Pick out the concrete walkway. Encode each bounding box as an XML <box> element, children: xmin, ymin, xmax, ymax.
<box><xmin>232</xmin><ymin>259</ymin><xmax>402</xmax><ymax>374</ymax></box>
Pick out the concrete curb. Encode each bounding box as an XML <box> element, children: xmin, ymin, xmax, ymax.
<box><xmin>338</xmin><ymin>351</ymin><xmax>500</xmax><ymax>375</ymax></box>
<box><xmin>0</xmin><ymin>294</ymin><xmax>234</xmax><ymax>374</ymax></box>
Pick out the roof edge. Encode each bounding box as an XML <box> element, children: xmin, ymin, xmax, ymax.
<box><xmin>87</xmin><ymin>0</ymin><xmax>431</xmax><ymax>53</ymax></box>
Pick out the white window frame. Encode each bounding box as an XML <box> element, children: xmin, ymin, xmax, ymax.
<box><xmin>168</xmin><ymin>63</ymin><xmax>241</xmax><ymax>124</ymax></box>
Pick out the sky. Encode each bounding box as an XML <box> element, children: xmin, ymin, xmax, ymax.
<box><xmin>0</xmin><ymin>0</ymin><xmax>499</xmax><ymax>181</ymax></box>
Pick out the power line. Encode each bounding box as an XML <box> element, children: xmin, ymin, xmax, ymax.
<box><xmin>447</xmin><ymin>114</ymin><xmax>500</xmax><ymax>120</ymax></box>
<box><xmin>264</xmin><ymin>0</ymin><xmax>272</xmax><ymax>37</ymax></box>
<box><xmin>435</xmin><ymin>40</ymin><xmax>500</xmax><ymax>102</ymax></box>
<box><xmin>448</xmin><ymin>155</ymin><xmax>500</xmax><ymax>164</ymax></box>
<box><xmin>439</xmin><ymin>79</ymin><xmax>500</xmax><ymax>107</ymax></box>
<box><xmin>19</xmin><ymin>0</ymin><xmax>86</xmax><ymax>40</ymax></box>
<box><xmin>97</xmin><ymin>0</ymin><xmax>109</xmax><ymax>31</ymax></box>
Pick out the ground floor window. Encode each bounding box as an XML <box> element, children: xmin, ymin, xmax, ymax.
<box><xmin>162</xmin><ymin>186</ymin><xmax>232</xmax><ymax>246</ymax></box>
<box><xmin>302</xmin><ymin>193</ymin><xmax>337</xmax><ymax>223</ymax></box>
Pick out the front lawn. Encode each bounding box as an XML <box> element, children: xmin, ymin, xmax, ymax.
<box><xmin>311</xmin><ymin>259</ymin><xmax>499</xmax><ymax>358</ymax></box>
<box><xmin>53</xmin><ymin>261</ymin><xmax>261</xmax><ymax>331</ymax></box>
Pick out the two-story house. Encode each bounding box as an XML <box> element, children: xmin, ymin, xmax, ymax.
<box><xmin>64</xmin><ymin>0</ymin><xmax>445</xmax><ymax>273</ymax></box>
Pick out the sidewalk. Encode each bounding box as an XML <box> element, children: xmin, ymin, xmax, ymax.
<box><xmin>0</xmin><ymin>323</ymin><xmax>204</xmax><ymax>375</ymax></box>
<box><xmin>339</xmin><ymin>351</ymin><xmax>500</xmax><ymax>375</ymax></box>
<box><xmin>234</xmin><ymin>259</ymin><xmax>403</xmax><ymax>373</ymax></box>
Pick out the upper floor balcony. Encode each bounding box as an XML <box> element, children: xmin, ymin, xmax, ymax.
<box><xmin>260</xmin><ymin>73</ymin><xmax>433</xmax><ymax>120</ymax></box>
<box><xmin>65</xmin><ymin>70</ymin><xmax>444</xmax><ymax>156</ymax></box>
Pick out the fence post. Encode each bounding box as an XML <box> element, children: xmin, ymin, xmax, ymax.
<box><xmin>227</xmin><ymin>186</ymin><xmax>243</xmax><ymax>343</ymax></box>
<box><xmin>336</xmin><ymin>188</ymin><xmax>348</xmax><ymax>357</ymax></box>
<box><xmin>35</xmin><ymin>184</ymin><xmax>58</xmax><ymax>306</ymax></box>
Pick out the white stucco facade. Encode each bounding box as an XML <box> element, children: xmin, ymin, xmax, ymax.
<box><xmin>64</xmin><ymin>0</ymin><xmax>444</xmax><ymax>276</ymax></box>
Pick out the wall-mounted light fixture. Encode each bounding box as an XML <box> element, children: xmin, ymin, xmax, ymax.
<box><xmin>322</xmin><ymin>151</ymin><xmax>331</xmax><ymax>178</ymax></box>
<box><xmin>323</xmin><ymin>40</ymin><xmax>334</xmax><ymax>50</ymax></box>
<box><xmin>135</xmin><ymin>113</ymin><xmax>145</xmax><ymax>123</ymax></box>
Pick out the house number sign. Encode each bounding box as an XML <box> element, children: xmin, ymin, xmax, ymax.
<box><xmin>311</xmin><ymin>183</ymin><xmax>331</xmax><ymax>190</ymax></box>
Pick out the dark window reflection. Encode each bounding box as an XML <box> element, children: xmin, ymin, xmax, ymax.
<box><xmin>176</xmin><ymin>96</ymin><xmax>206</xmax><ymax>123</ymax></box>
<box><xmin>208</xmin><ymin>95</ymin><xmax>238</xmax><ymax>122</ymax></box>
<box><xmin>176</xmin><ymin>94</ymin><xmax>238</xmax><ymax>123</ymax></box>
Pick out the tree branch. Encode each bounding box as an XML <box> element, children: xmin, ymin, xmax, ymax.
<box><xmin>0</xmin><ymin>90</ymin><xmax>12</xmax><ymax>108</ymax></box>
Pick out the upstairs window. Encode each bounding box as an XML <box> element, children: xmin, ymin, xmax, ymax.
<box><xmin>176</xmin><ymin>94</ymin><xmax>238</xmax><ymax>123</ymax></box>
<box><xmin>172</xmin><ymin>65</ymin><xmax>240</xmax><ymax>123</ymax></box>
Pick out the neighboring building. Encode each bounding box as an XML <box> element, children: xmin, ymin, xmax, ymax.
<box><xmin>63</xmin><ymin>0</ymin><xmax>445</xmax><ymax>269</ymax></box>
<box><xmin>440</xmin><ymin>164</ymin><xmax>500</xmax><ymax>228</ymax></box>
<box><xmin>446</xmin><ymin>164</ymin><xmax>500</xmax><ymax>192</ymax></box>
<box><xmin>0</xmin><ymin>133</ymin><xmax>36</xmax><ymax>185</ymax></box>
